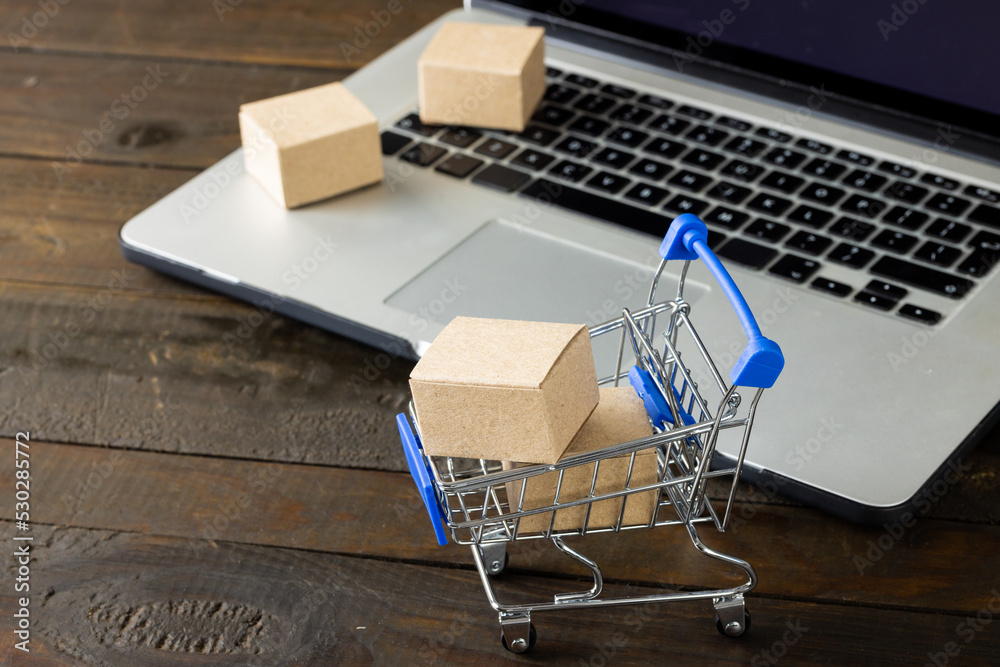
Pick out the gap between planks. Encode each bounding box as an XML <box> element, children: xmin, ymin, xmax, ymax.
<box><xmin>1</xmin><ymin>439</ymin><xmax>997</xmax><ymax>616</ymax></box>
<box><xmin>2</xmin><ymin>522</ymin><xmax>998</xmax><ymax>666</ymax></box>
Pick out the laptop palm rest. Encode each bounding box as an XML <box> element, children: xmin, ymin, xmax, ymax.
<box><xmin>384</xmin><ymin>219</ymin><xmax>706</xmax><ymax>372</ymax></box>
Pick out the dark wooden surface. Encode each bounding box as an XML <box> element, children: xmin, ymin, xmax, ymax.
<box><xmin>1</xmin><ymin>2</ymin><xmax>999</xmax><ymax>664</ymax></box>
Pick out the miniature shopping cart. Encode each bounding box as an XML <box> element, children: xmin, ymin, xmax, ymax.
<box><xmin>396</xmin><ymin>214</ymin><xmax>784</xmax><ymax>654</ymax></box>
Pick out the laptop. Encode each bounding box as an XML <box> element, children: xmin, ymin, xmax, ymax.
<box><xmin>119</xmin><ymin>0</ymin><xmax>1000</xmax><ymax>525</ymax></box>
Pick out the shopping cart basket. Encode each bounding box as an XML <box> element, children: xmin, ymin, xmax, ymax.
<box><xmin>396</xmin><ymin>214</ymin><xmax>784</xmax><ymax>653</ymax></box>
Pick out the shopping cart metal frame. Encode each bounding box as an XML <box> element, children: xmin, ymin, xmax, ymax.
<box><xmin>397</xmin><ymin>214</ymin><xmax>784</xmax><ymax>653</ymax></box>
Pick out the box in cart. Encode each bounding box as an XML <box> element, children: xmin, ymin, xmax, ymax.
<box><xmin>410</xmin><ymin>317</ymin><xmax>600</xmax><ymax>464</ymax></box>
<box><xmin>504</xmin><ymin>386</ymin><xmax>658</xmax><ymax>533</ymax></box>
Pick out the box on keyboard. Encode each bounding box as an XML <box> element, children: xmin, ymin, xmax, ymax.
<box><xmin>418</xmin><ymin>23</ymin><xmax>545</xmax><ymax>132</ymax></box>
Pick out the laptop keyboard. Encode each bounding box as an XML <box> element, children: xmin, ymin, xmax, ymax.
<box><xmin>380</xmin><ymin>66</ymin><xmax>1000</xmax><ymax>326</ymax></box>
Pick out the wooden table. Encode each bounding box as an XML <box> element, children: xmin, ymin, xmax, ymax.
<box><xmin>1</xmin><ymin>2</ymin><xmax>999</xmax><ymax>664</ymax></box>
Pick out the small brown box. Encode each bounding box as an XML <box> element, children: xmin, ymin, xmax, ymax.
<box><xmin>418</xmin><ymin>22</ymin><xmax>545</xmax><ymax>132</ymax></box>
<box><xmin>409</xmin><ymin>317</ymin><xmax>599</xmax><ymax>464</ymax></box>
<box><xmin>505</xmin><ymin>387</ymin><xmax>658</xmax><ymax>533</ymax></box>
<box><xmin>238</xmin><ymin>82</ymin><xmax>383</xmax><ymax>209</ymax></box>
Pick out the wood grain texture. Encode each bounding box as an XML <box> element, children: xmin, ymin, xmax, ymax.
<box><xmin>0</xmin><ymin>0</ymin><xmax>461</xmax><ymax>68</ymax></box>
<box><xmin>3</xmin><ymin>440</ymin><xmax>998</xmax><ymax>615</ymax></box>
<box><xmin>1</xmin><ymin>0</ymin><xmax>999</xmax><ymax>663</ymax></box>
<box><xmin>0</xmin><ymin>281</ymin><xmax>414</xmax><ymax>467</ymax></box>
<box><xmin>0</xmin><ymin>54</ymin><xmax>344</xmax><ymax>168</ymax></box>
<box><xmin>0</xmin><ymin>157</ymin><xmax>202</xmax><ymax>292</ymax></box>
<box><xmin>4</xmin><ymin>523</ymin><xmax>998</xmax><ymax>666</ymax></box>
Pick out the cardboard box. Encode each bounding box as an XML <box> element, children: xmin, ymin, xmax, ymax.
<box><xmin>239</xmin><ymin>82</ymin><xmax>383</xmax><ymax>209</ymax></box>
<box><xmin>409</xmin><ymin>317</ymin><xmax>599</xmax><ymax>464</ymax></box>
<box><xmin>417</xmin><ymin>23</ymin><xmax>545</xmax><ymax>132</ymax></box>
<box><xmin>505</xmin><ymin>387</ymin><xmax>658</xmax><ymax>533</ymax></box>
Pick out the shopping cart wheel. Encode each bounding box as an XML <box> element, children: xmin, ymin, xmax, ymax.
<box><xmin>715</xmin><ymin>609</ymin><xmax>751</xmax><ymax>637</ymax></box>
<box><xmin>500</xmin><ymin>622</ymin><xmax>537</xmax><ymax>654</ymax></box>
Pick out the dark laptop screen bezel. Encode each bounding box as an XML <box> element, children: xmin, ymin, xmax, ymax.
<box><xmin>487</xmin><ymin>0</ymin><xmax>1000</xmax><ymax>147</ymax></box>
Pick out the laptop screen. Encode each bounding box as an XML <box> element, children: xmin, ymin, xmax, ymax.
<box><xmin>496</xmin><ymin>0</ymin><xmax>1000</xmax><ymax>141</ymax></box>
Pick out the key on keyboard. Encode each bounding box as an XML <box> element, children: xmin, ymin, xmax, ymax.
<box><xmin>745</xmin><ymin>219</ymin><xmax>790</xmax><ymax>242</ymax></box>
<box><xmin>718</xmin><ymin>238</ymin><xmax>777</xmax><ymax>268</ymax></box>
<box><xmin>769</xmin><ymin>255</ymin><xmax>820</xmax><ymax>282</ymax></box>
<box><xmin>520</xmin><ymin>179</ymin><xmax>671</xmax><ymax>236</ymax></box>
<box><xmin>472</xmin><ymin>164</ymin><xmax>531</xmax><ymax>192</ymax></box>
<box><xmin>624</xmin><ymin>183</ymin><xmax>670</xmax><ymax>205</ymax></box>
<box><xmin>870</xmin><ymin>256</ymin><xmax>973</xmax><ymax>297</ymax></box>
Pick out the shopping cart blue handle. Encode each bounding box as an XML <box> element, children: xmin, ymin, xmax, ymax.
<box><xmin>396</xmin><ymin>413</ymin><xmax>448</xmax><ymax>546</ymax></box>
<box><xmin>659</xmin><ymin>214</ymin><xmax>784</xmax><ymax>389</ymax></box>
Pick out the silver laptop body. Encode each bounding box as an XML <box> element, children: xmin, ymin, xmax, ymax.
<box><xmin>120</xmin><ymin>0</ymin><xmax>1000</xmax><ymax>523</ymax></box>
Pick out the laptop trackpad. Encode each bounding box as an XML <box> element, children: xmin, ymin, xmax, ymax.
<box><xmin>385</xmin><ymin>218</ymin><xmax>701</xmax><ymax>333</ymax></box>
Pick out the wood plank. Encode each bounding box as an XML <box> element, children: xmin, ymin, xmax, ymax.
<box><xmin>4</xmin><ymin>441</ymin><xmax>999</xmax><ymax>615</ymax></box>
<box><xmin>0</xmin><ymin>0</ymin><xmax>461</xmax><ymax>68</ymax></box>
<box><xmin>0</xmin><ymin>54</ymin><xmax>343</xmax><ymax>168</ymax></box>
<box><xmin>4</xmin><ymin>523</ymin><xmax>998</xmax><ymax>665</ymax></box>
<box><xmin>0</xmin><ymin>282</ymin><xmax>414</xmax><ymax>466</ymax></box>
<box><xmin>0</xmin><ymin>157</ymin><xmax>206</xmax><ymax>293</ymax></box>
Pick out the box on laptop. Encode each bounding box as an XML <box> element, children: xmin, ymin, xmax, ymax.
<box><xmin>239</xmin><ymin>82</ymin><xmax>383</xmax><ymax>209</ymax></box>
<box><xmin>417</xmin><ymin>22</ymin><xmax>546</xmax><ymax>131</ymax></box>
